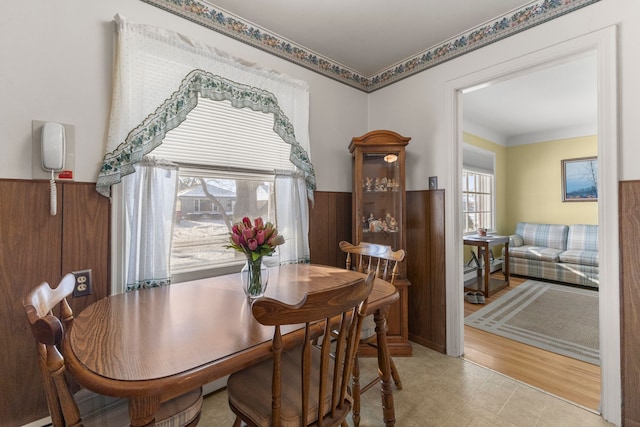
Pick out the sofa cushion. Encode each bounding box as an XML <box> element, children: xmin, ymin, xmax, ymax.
<box><xmin>559</xmin><ymin>249</ymin><xmax>599</xmax><ymax>267</ymax></box>
<box><xmin>509</xmin><ymin>234</ymin><xmax>524</xmax><ymax>247</ymax></box>
<box><xmin>515</xmin><ymin>222</ymin><xmax>569</xmax><ymax>251</ymax></box>
<box><xmin>509</xmin><ymin>245</ymin><xmax>563</xmax><ymax>262</ymax></box>
<box><xmin>567</xmin><ymin>224</ymin><xmax>598</xmax><ymax>251</ymax></box>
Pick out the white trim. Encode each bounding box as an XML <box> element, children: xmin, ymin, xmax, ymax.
<box><xmin>445</xmin><ymin>26</ymin><xmax>620</xmax><ymax>426</ymax></box>
<box><xmin>110</xmin><ymin>183</ymin><xmax>127</xmax><ymax>295</ymax></box>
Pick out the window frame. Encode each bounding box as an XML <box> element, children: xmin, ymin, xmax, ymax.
<box><xmin>461</xmin><ymin>169</ymin><xmax>496</xmax><ymax>235</ymax></box>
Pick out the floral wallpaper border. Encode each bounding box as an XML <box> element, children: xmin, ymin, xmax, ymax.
<box><xmin>140</xmin><ymin>0</ymin><xmax>601</xmax><ymax>93</ymax></box>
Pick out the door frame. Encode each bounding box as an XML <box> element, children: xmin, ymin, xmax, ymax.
<box><xmin>444</xmin><ymin>26</ymin><xmax>620</xmax><ymax>425</ymax></box>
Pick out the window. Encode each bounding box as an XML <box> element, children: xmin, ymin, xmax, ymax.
<box><xmin>462</xmin><ymin>170</ymin><xmax>495</xmax><ymax>234</ymax></box>
<box><xmin>152</xmin><ymin>97</ymin><xmax>291</xmax><ymax>280</ymax></box>
<box><xmin>171</xmin><ymin>171</ymin><xmax>276</xmax><ymax>275</ymax></box>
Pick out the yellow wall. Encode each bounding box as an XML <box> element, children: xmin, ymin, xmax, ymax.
<box><xmin>505</xmin><ymin>136</ymin><xmax>598</xmax><ymax>232</ymax></box>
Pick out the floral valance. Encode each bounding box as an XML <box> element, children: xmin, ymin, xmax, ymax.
<box><xmin>96</xmin><ymin>69</ymin><xmax>316</xmax><ymax>203</ymax></box>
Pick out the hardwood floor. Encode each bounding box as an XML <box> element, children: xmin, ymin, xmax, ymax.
<box><xmin>463</xmin><ymin>274</ymin><xmax>602</xmax><ymax>412</ymax></box>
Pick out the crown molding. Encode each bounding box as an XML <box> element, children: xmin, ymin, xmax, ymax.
<box><xmin>141</xmin><ymin>0</ymin><xmax>601</xmax><ymax>93</ymax></box>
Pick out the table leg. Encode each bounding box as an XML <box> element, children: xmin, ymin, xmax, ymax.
<box><xmin>483</xmin><ymin>244</ymin><xmax>490</xmax><ymax>297</ymax></box>
<box><xmin>129</xmin><ymin>395</ymin><xmax>160</xmax><ymax>427</ymax></box>
<box><xmin>504</xmin><ymin>241</ymin><xmax>510</xmax><ymax>283</ymax></box>
<box><xmin>373</xmin><ymin>307</ymin><xmax>395</xmax><ymax>427</ymax></box>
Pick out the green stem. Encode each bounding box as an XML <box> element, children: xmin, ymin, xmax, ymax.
<box><xmin>246</xmin><ymin>256</ymin><xmax>264</xmax><ymax>296</ymax></box>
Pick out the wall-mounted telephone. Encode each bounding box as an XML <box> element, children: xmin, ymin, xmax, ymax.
<box><xmin>41</xmin><ymin>122</ymin><xmax>66</xmax><ymax>216</ymax></box>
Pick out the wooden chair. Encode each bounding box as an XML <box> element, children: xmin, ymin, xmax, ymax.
<box><xmin>23</xmin><ymin>273</ymin><xmax>203</xmax><ymax>427</ymax></box>
<box><xmin>226</xmin><ymin>271</ymin><xmax>375</xmax><ymax>427</ymax></box>
<box><xmin>338</xmin><ymin>240</ymin><xmax>405</xmax><ymax>426</ymax></box>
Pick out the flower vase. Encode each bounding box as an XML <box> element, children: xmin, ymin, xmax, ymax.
<box><xmin>241</xmin><ymin>256</ymin><xmax>269</xmax><ymax>299</ymax></box>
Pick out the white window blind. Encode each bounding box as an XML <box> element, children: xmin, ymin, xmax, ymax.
<box><xmin>152</xmin><ymin>96</ymin><xmax>293</xmax><ymax>172</ymax></box>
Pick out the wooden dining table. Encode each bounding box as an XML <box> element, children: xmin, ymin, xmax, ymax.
<box><xmin>62</xmin><ymin>263</ymin><xmax>400</xmax><ymax>427</ymax></box>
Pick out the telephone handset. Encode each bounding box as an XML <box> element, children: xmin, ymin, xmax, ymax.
<box><xmin>41</xmin><ymin>122</ymin><xmax>66</xmax><ymax>216</ymax></box>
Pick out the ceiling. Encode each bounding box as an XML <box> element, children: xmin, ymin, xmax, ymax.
<box><xmin>193</xmin><ymin>0</ymin><xmax>598</xmax><ymax>144</ymax></box>
<box><xmin>208</xmin><ymin>0</ymin><xmax>531</xmax><ymax>77</ymax></box>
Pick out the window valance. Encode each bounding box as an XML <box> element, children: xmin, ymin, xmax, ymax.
<box><xmin>96</xmin><ymin>14</ymin><xmax>315</xmax><ymax>202</ymax></box>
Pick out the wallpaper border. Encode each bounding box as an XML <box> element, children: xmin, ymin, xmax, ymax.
<box><xmin>140</xmin><ymin>0</ymin><xmax>601</xmax><ymax>93</ymax></box>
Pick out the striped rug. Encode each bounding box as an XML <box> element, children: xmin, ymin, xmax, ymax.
<box><xmin>464</xmin><ymin>280</ymin><xmax>599</xmax><ymax>365</ymax></box>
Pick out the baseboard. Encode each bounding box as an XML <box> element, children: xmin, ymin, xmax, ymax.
<box><xmin>408</xmin><ymin>334</ymin><xmax>445</xmax><ymax>354</ymax></box>
<box><xmin>21</xmin><ymin>416</ymin><xmax>51</xmax><ymax>427</ymax></box>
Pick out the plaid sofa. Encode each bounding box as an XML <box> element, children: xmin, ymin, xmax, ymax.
<box><xmin>506</xmin><ymin>222</ymin><xmax>599</xmax><ymax>288</ymax></box>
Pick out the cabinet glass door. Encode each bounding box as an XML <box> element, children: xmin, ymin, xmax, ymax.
<box><xmin>359</xmin><ymin>151</ymin><xmax>402</xmax><ymax>250</ymax></box>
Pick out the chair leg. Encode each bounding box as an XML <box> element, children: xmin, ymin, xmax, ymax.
<box><xmin>352</xmin><ymin>352</ymin><xmax>361</xmax><ymax>427</ymax></box>
<box><xmin>233</xmin><ymin>416</ymin><xmax>242</xmax><ymax>427</ymax></box>
<box><xmin>389</xmin><ymin>356</ymin><xmax>402</xmax><ymax>390</ymax></box>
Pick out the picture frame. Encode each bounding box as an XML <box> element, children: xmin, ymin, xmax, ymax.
<box><xmin>561</xmin><ymin>156</ymin><xmax>598</xmax><ymax>202</ymax></box>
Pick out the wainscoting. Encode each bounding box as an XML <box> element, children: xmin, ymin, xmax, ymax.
<box><xmin>3</xmin><ymin>182</ymin><xmax>640</xmax><ymax>426</ymax></box>
<box><xmin>0</xmin><ymin>180</ymin><xmax>109</xmax><ymax>426</ymax></box>
<box><xmin>619</xmin><ymin>180</ymin><xmax>640</xmax><ymax>427</ymax></box>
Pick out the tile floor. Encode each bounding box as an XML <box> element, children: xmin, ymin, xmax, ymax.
<box><xmin>199</xmin><ymin>342</ymin><xmax>614</xmax><ymax>426</ymax></box>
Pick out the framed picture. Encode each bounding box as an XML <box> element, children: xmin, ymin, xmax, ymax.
<box><xmin>561</xmin><ymin>156</ymin><xmax>598</xmax><ymax>202</ymax></box>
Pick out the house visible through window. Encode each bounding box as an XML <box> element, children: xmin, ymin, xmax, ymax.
<box><xmin>152</xmin><ymin>97</ymin><xmax>291</xmax><ymax>279</ymax></box>
<box><xmin>171</xmin><ymin>172</ymin><xmax>275</xmax><ymax>274</ymax></box>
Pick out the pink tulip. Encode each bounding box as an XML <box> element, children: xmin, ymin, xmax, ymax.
<box><xmin>243</xmin><ymin>227</ymin><xmax>254</xmax><ymax>241</ymax></box>
<box><xmin>256</xmin><ymin>229</ymin><xmax>265</xmax><ymax>245</ymax></box>
<box><xmin>232</xmin><ymin>224</ymin><xmax>241</xmax><ymax>236</ymax></box>
<box><xmin>247</xmin><ymin>238</ymin><xmax>258</xmax><ymax>251</ymax></box>
<box><xmin>231</xmin><ymin>233</ymin><xmax>241</xmax><ymax>246</ymax></box>
<box><xmin>242</xmin><ymin>217</ymin><xmax>252</xmax><ymax>228</ymax></box>
<box><xmin>254</xmin><ymin>217</ymin><xmax>264</xmax><ymax>230</ymax></box>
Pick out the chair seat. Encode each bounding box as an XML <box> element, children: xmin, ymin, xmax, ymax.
<box><xmin>75</xmin><ymin>387</ymin><xmax>203</xmax><ymax>427</ymax></box>
<box><xmin>228</xmin><ymin>344</ymin><xmax>351</xmax><ymax>427</ymax></box>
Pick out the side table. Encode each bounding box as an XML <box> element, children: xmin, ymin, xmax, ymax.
<box><xmin>463</xmin><ymin>235</ymin><xmax>510</xmax><ymax>297</ymax></box>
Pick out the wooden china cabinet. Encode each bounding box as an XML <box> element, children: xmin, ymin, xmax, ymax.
<box><xmin>349</xmin><ymin>130</ymin><xmax>412</xmax><ymax>356</ymax></box>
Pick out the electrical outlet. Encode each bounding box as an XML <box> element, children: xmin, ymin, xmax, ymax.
<box><xmin>72</xmin><ymin>269</ymin><xmax>92</xmax><ymax>297</ymax></box>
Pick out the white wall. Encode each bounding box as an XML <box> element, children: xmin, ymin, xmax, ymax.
<box><xmin>368</xmin><ymin>0</ymin><xmax>640</xmax><ymax>189</ymax></box>
<box><xmin>4</xmin><ymin>1</ymin><xmax>637</xmax><ymax>192</ymax></box>
<box><xmin>0</xmin><ymin>0</ymin><xmax>368</xmax><ymax>192</ymax></box>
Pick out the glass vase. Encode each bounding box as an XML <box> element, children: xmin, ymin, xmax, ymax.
<box><xmin>241</xmin><ymin>255</ymin><xmax>269</xmax><ymax>299</ymax></box>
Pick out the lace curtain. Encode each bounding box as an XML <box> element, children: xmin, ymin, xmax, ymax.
<box><xmin>275</xmin><ymin>170</ymin><xmax>310</xmax><ymax>264</ymax></box>
<box><xmin>97</xmin><ymin>14</ymin><xmax>315</xmax><ymax>202</ymax></box>
<box><xmin>122</xmin><ymin>157</ymin><xmax>178</xmax><ymax>293</ymax></box>
<box><xmin>101</xmin><ymin>15</ymin><xmax>315</xmax><ymax>291</ymax></box>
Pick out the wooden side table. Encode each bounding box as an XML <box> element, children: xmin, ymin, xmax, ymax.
<box><xmin>463</xmin><ymin>235</ymin><xmax>510</xmax><ymax>297</ymax></box>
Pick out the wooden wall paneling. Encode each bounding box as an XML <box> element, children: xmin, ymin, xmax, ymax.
<box><xmin>428</xmin><ymin>190</ymin><xmax>446</xmax><ymax>348</ymax></box>
<box><xmin>308</xmin><ymin>191</ymin><xmax>351</xmax><ymax>267</ymax></box>
<box><xmin>309</xmin><ymin>192</ymin><xmax>330</xmax><ymax>265</ymax></box>
<box><xmin>406</xmin><ymin>190</ymin><xmax>446</xmax><ymax>353</ymax></box>
<box><xmin>0</xmin><ymin>180</ymin><xmax>63</xmax><ymax>426</ymax></box>
<box><xmin>61</xmin><ymin>183</ymin><xmax>110</xmax><ymax>315</ymax></box>
<box><xmin>619</xmin><ymin>180</ymin><xmax>640</xmax><ymax>427</ymax></box>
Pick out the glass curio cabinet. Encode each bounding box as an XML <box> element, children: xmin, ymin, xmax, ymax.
<box><xmin>349</xmin><ymin>129</ymin><xmax>412</xmax><ymax>356</ymax></box>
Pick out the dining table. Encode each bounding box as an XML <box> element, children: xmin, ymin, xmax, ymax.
<box><xmin>62</xmin><ymin>263</ymin><xmax>400</xmax><ymax>427</ymax></box>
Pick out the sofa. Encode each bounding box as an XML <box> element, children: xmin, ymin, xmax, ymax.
<box><xmin>505</xmin><ymin>222</ymin><xmax>599</xmax><ymax>288</ymax></box>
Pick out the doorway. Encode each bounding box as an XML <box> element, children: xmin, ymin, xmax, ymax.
<box><xmin>460</xmin><ymin>53</ymin><xmax>600</xmax><ymax>410</ymax></box>
<box><xmin>444</xmin><ymin>26</ymin><xmax>620</xmax><ymax>425</ymax></box>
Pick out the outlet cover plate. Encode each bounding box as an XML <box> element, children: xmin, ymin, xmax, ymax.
<box><xmin>72</xmin><ymin>269</ymin><xmax>92</xmax><ymax>297</ymax></box>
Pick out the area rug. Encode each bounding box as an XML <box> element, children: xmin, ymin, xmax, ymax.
<box><xmin>465</xmin><ymin>280</ymin><xmax>599</xmax><ymax>365</ymax></box>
